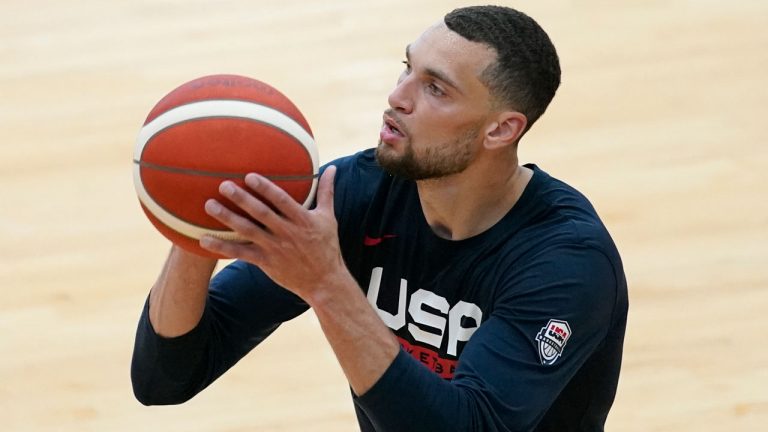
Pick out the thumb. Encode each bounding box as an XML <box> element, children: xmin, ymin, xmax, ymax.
<box><xmin>316</xmin><ymin>165</ymin><xmax>337</xmax><ymax>212</ymax></box>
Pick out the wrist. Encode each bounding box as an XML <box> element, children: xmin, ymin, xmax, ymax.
<box><xmin>304</xmin><ymin>265</ymin><xmax>358</xmax><ymax>310</ymax></box>
<box><xmin>170</xmin><ymin>245</ymin><xmax>219</xmax><ymax>269</ymax></box>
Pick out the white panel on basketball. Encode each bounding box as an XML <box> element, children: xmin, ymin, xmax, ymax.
<box><xmin>133</xmin><ymin>99</ymin><xmax>319</xmax><ymax>241</ymax></box>
<box><xmin>134</xmin><ymin>100</ymin><xmax>318</xmax><ymax>167</ymax></box>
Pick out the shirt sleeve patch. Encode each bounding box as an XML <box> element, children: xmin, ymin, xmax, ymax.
<box><xmin>535</xmin><ymin>319</ymin><xmax>572</xmax><ymax>365</ymax></box>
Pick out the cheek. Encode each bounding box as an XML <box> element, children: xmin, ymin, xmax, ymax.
<box><xmin>418</xmin><ymin>108</ymin><xmax>465</xmax><ymax>135</ymax></box>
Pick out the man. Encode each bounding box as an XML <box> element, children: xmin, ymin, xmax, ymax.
<box><xmin>131</xmin><ymin>5</ymin><xmax>628</xmax><ymax>431</ymax></box>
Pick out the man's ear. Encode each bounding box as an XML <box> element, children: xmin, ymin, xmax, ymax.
<box><xmin>484</xmin><ymin>111</ymin><xmax>528</xmax><ymax>150</ymax></box>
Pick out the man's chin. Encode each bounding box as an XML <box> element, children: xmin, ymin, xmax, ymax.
<box><xmin>375</xmin><ymin>141</ymin><xmax>395</xmax><ymax>163</ymax></box>
<box><xmin>375</xmin><ymin>145</ymin><xmax>400</xmax><ymax>173</ymax></box>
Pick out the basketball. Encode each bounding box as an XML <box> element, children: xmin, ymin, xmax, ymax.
<box><xmin>133</xmin><ymin>74</ymin><xmax>319</xmax><ymax>257</ymax></box>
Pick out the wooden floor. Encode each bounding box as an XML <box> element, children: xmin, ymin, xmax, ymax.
<box><xmin>1</xmin><ymin>0</ymin><xmax>766</xmax><ymax>430</ymax></box>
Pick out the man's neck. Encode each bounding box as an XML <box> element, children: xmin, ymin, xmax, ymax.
<box><xmin>416</xmin><ymin>159</ymin><xmax>532</xmax><ymax>241</ymax></box>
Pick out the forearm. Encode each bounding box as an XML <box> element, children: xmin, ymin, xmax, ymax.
<box><xmin>309</xmin><ymin>277</ymin><xmax>485</xmax><ymax>431</ymax></box>
<box><xmin>149</xmin><ymin>246</ymin><xmax>218</xmax><ymax>337</ymax></box>
<box><xmin>306</xmin><ymin>271</ymin><xmax>400</xmax><ymax>396</ymax></box>
<box><xmin>133</xmin><ymin>258</ymin><xmax>310</xmax><ymax>405</ymax></box>
<box><xmin>355</xmin><ymin>350</ymin><xmax>481</xmax><ymax>432</ymax></box>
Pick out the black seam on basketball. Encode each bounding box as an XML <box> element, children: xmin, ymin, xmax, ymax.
<box><xmin>140</xmin><ymin>178</ymin><xmax>267</xmax><ymax>236</ymax></box>
<box><xmin>140</xmin><ymin>115</ymin><xmax>315</xmax><ymax>180</ymax></box>
<box><xmin>133</xmin><ymin>159</ymin><xmax>319</xmax><ymax>180</ymax></box>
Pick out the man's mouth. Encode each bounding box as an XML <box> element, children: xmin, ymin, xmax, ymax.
<box><xmin>383</xmin><ymin>113</ymin><xmax>407</xmax><ymax>137</ymax></box>
<box><xmin>384</xmin><ymin>120</ymin><xmax>403</xmax><ymax>136</ymax></box>
<box><xmin>380</xmin><ymin>111</ymin><xmax>408</xmax><ymax>145</ymax></box>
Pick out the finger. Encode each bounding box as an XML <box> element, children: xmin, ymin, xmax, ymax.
<box><xmin>316</xmin><ymin>165</ymin><xmax>337</xmax><ymax>213</ymax></box>
<box><xmin>243</xmin><ymin>173</ymin><xmax>305</xmax><ymax>222</ymax></box>
<box><xmin>204</xmin><ymin>198</ymin><xmax>269</xmax><ymax>242</ymax></box>
<box><xmin>218</xmin><ymin>180</ymin><xmax>281</xmax><ymax>228</ymax></box>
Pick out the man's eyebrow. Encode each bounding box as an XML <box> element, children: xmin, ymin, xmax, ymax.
<box><xmin>405</xmin><ymin>45</ymin><xmax>463</xmax><ymax>94</ymax></box>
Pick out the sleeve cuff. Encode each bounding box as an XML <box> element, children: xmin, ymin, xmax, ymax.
<box><xmin>139</xmin><ymin>296</ymin><xmax>210</xmax><ymax>380</ymax></box>
<box><xmin>354</xmin><ymin>349</ymin><xmax>458</xmax><ymax>431</ymax></box>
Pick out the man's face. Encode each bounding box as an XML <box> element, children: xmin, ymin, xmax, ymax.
<box><xmin>376</xmin><ymin>23</ymin><xmax>498</xmax><ymax>180</ymax></box>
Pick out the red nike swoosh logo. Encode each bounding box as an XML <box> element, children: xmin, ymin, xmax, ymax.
<box><xmin>363</xmin><ymin>234</ymin><xmax>397</xmax><ymax>246</ymax></box>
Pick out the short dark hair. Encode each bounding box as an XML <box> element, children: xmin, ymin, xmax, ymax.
<box><xmin>444</xmin><ymin>5</ymin><xmax>561</xmax><ymax>131</ymax></box>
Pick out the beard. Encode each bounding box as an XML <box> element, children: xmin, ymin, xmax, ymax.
<box><xmin>375</xmin><ymin>124</ymin><xmax>481</xmax><ymax>181</ymax></box>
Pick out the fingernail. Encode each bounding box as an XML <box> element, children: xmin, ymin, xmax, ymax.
<box><xmin>205</xmin><ymin>199</ymin><xmax>222</xmax><ymax>215</ymax></box>
<box><xmin>200</xmin><ymin>236</ymin><xmax>213</xmax><ymax>248</ymax></box>
<box><xmin>220</xmin><ymin>182</ymin><xmax>235</xmax><ymax>196</ymax></box>
<box><xmin>245</xmin><ymin>173</ymin><xmax>260</xmax><ymax>187</ymax></box>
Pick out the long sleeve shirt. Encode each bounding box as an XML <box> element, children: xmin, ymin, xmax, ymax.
<box><xmin>131</xmin><ymin>149</ymin><xmax>628</xmax><ymax>431</ymax></box>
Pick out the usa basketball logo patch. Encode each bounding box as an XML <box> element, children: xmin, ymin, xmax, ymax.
<box><xmin>535</xmin><ymin>319</ymin><xmax>572</xmax><ymax>366</ymax></box>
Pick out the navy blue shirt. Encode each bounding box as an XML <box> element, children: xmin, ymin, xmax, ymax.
<box><xmin>131</xmin><ymin>149</ymin><xmax>628</xmax><ymax>431</ymax></box>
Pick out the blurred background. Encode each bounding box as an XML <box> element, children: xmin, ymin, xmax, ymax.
<box><xmin>1</xmin><ymin>0</ymin><xmax>766</xmax><ymax>430</ymax></box>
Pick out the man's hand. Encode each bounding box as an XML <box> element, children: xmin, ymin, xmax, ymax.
<box><xmin>200</xmin><ymin>166</ymin><xmax>345</xmax><ymax>301</ymax></box>
<box><xmin>201</xmin><ymin>164</ymin><xmax>399</xmax><ymax>395</ymax></box>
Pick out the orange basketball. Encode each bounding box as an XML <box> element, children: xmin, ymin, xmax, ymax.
<box><xmin>133</xmin><ymin>74</ymin><xmax>319</xmax><ymax>258</ymax></box>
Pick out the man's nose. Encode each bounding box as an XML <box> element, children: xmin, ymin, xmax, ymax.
<box><xmin>387</xmin><ymin>73</ymin><xmax>414</xmax><ymax>114</ymax></box>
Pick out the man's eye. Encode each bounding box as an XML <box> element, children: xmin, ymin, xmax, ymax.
<box><xmin>427</xmin><ymin>83</ymin><xmax>444</xmax><ymax>96</ymax></box>
<box><xmin>402</xmin><ymin>60</ymin><xmax>411</xmax><ymax>72</ymax></box>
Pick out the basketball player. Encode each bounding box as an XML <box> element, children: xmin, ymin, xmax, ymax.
<box><xmin>131</xmin><ymin>6</ymin><xmax>628</xmax><ymax>431</ymax></box>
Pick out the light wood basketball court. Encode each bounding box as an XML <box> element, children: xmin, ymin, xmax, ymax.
<box><xmin>1</xmin><ymin>1</ymin><xmax>766</xmax><ymax>430</ymax></box>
